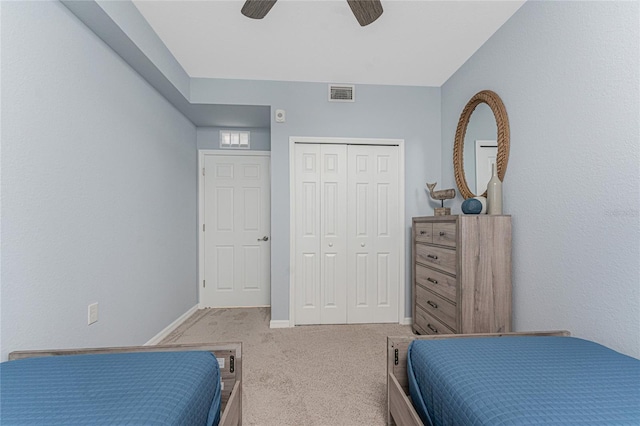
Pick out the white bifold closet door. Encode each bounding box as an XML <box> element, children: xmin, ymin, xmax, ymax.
<box><xmin>294</xmin><ymin>143</ymin><xmax>399</xmax><ymax>325</ymax></box>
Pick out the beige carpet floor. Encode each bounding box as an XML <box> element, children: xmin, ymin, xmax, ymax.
<box><xmin>161</xmin><ymin>307</ymin><xmax>414</xmax><ymax>426</ymax></box>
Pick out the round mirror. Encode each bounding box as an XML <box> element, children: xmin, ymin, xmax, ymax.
<box><xmin>453</xmin><ymin>90</ymin><xmax>510</xmax><ymax>199</ymax></box>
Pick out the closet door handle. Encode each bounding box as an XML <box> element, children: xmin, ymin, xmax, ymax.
<box><xmin>427</xmin><ymin>324</ymin><xmax>438</xmax><ymax>333</ymax></box>
<box><xmin>427</xmin><ymin>301</ymin><xmax>438</xmax><ymax>309</ymax></box>
<box><xmin>426</xmin><ymin>278</ymin><xmax>438</xmax><ymax>285</ymax></box>
<box><xmin>258</xmin><ymin>236</ymin><xmax>269</xmax><ymax>241</ymax></box>
<box><xmin>439</xmin><ymin>231</ymin><xmax>446</xmax><ymax>236</ymax></box>
<box><xmin>427</xmin><ymin>254</ymin><xmax>438</xmax><ymax>260</ymax></box>
<box><xmin>420</xmin><ymin>230</ymin><xmax>426</xmax><ymax>235</ymax></box>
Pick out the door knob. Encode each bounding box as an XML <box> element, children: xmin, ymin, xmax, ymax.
<box><xmin>360</xmin><ymin>243</ymin><xmax>365</xmax><ymax>247</ymax></box>
<box><xmin>328</xmin><ymin>243</ymin><xmax>333</xmax><ymax>247</ymax></box>
<box><xmin>258</xmin><ymin>236</ymin><xmax>269</xmax><ymax>241</ymax></box>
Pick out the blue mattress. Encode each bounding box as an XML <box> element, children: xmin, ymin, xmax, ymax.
<box><xmin>0</xmin><ymin>350</ymin><xmax>221</xmax><ymax>425</ymax></box>
<box><xmin>408</xmin><ymin>336</ymin><xmax>640</xmax><ymax>426</ymax></box>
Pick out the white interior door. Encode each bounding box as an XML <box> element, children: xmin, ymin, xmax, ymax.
<box><xmin>293</xmin><ymin>142</ymin><xmax>399</xmax><ymax>325</ymax></box>
<box><xmin>201</xmin><ymin>153</ymin><xmax>270</xmax><ymax>307</ymax></box>
<box><xmin>347</xmin><ymin>145</ymin><xmax>399</xmax><ymax>323</ymax></box>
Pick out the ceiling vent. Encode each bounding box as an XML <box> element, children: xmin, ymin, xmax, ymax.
<box><xmin>329</xmin><ymin>84</ymin><xmax>355</xmax><ymax>102</ymax></box>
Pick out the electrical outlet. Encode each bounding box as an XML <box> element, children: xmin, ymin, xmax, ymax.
<box><xmin>88</xmin><ymin>303</ymin><xmax>98</xmax><ymax>325</ymax></box>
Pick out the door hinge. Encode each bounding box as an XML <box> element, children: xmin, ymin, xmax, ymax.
<box><xmin>394</xmin><ymin>348</ymin><xmax>399</xmax><ymax>365</ymax></box>
<box><xmin>202</xmin><ymin>167</ymin><xmax>205</xmax><ymax>176</ymax></box>
<box><xmin>203</xmin><ymin>224</ymin><xmax>205</xmax><ymax>232</ymax></box>
<box><xmin>203</xmin><ymin>280</ymin><xmax>206</xmax><ymax>288</ymax></box>
<box><xmin>230</xmin><ymin>355</ymin><xmax>235</xmax><ymax>373</ymax></box>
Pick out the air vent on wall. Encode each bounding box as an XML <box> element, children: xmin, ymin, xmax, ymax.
<box><xmin>329</xmin><ymin>84</ymin><xmax>355</xmax><ymax>102</ymax></box>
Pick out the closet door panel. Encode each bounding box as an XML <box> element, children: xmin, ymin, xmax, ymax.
<box><xmin>348</xmin><ymin>150</ymin><xmax>374</xmax><ymax>322</ymax></box>
<box><xmin>320</xmin><ymin>144</ymin><xmax>348</xmax><ymax>324</ymax></box>
<box><xmin>347</xmin><ymin>145</ymin><xmax>399</xmax><ymax>323</ymax></box>
<box><xmin>294</xmin><ymin>144</ymin><xmax>321</xmax><ymax>324</ymax></box>
<box><xmin>374</xmin><ymin>146</ymin><xmax>400</xmax><ymax>322</ymax></box>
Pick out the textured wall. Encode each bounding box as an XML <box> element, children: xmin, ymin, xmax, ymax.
<box><xmin>1</xmin><ymin>1</ymin><xmax>198</xmax><ymax>360</ymax></box>
<box><xmin>192</xmin><ymin>79</ymin><xmax>442</xmax><ymax>322</ymax></box>
<box><xmin>442</xmin><ymin>1</ymin><xmax>639</xmax><ymax>357</ymax></box>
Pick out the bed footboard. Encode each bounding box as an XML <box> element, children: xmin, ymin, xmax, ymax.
<box><xmin>387</xmin><ymin>335</ymin><xmax>420</xmax><ymax>426</ymax></box>
<box><xmin>387</xmin><ymin>331</ymin><xmax>570</xmax><ymax>426</ymax></box>
<box><xmin>388</xmin><ymin>369</ymin><xmax>422</xmax><ymax>426</ymax></box>
<box><xmin>9</xmin><ymin>342</ymin><xmax>243</xmax><ymax>426</ymax></box>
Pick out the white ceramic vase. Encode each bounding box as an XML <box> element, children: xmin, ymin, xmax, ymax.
<box><xmin>473</xmin><ymin>196</ymin><xmax>487</xmax><ymax>214</ymax></box>
<box><xmin>487</xmin><ymin>163</ymin><xmax>503</xmax><ymax>215</ymax></box>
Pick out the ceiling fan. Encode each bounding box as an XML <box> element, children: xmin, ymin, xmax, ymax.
<box><xmin>241</xmin><ymin>0</ymin><xmax>383</xmax><ymax>27</ymax></box>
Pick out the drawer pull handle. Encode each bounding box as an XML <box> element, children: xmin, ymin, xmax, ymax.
<box><xmin>427</xmin><ymin>254</ymin><xmax>438</xmax><ymax>260</ymax></box>
<box><xmin>427</xmin><ymin>324</ymin><xmax>438</xmax><ymax>333</ymax></box>
<box><xmin>427</xmin><ymin>278</ymin><xmax>438</xmax><ymax>285</ymax></box>
<box><xmin>439</xmin><ymin>231</ymin><xmax>446</xmax><ymax>236</ymax></box>
<box><xmin>420</xmin><ymin>230</ymin><xmax>426</xmax><ymax>235</ymax></box>
<box><xmin>427</xmin><ymin>300</ymin><xmax>438</xmax><ymax>309</ymax></box>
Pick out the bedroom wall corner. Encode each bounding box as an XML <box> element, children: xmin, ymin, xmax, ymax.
<box><xmin>440</xmin><ymin>1</ymin><xmax>639</xmax><ymax>357</ymax></box>
<box><xmin>1</xmin><ymin>1</ymin><xmax>198</xmax><ymax>360</ymax></box>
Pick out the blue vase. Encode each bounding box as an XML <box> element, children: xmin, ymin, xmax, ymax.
<box><xmin>461</xmin><ymin>198</ymin><xmax>483</xmax><ymax>214</ymax></box>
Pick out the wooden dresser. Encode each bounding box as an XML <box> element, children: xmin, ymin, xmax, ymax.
<box><xmin>412</xmin><ymin>215</ymin><xmax>512</xmax><ymax>335</ymax></box>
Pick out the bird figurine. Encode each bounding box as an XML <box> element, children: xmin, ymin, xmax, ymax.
<box><xmin>426</xmin><ymin>182</ymin><xmax>456</xmax><ymax>216</ymax></box>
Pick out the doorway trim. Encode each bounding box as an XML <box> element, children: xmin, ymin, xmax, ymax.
<box><xmin>474</xmin><ymin>139</ymin><xmax>497</xmax><ymax>196</ymax></box>
<box><xmin>288</xmin><ymin>137</ymin><xmax>406</xmax><ymax>326</ymax></box>
<box><xmin>198</xmin><ymin>149</ymin><xmax>271</xmax><ymax>309</ymax></box>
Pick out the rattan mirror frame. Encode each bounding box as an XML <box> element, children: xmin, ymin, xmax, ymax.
<box><xmin>453</xmin><ymin>90</ymin><xmax>510</xmax><ymax>199</ymax></box>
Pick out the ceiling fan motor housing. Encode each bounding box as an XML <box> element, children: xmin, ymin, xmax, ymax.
<box><xmin>241</xmin><ymin>0</ymin><xmax>383</xmax><ymax>26</ymax></box>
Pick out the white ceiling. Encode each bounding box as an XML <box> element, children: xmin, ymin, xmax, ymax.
<box><xmin>133</xmin><ymin>0</ymin><xmax>525</xmax><ymax>87</ymax></box>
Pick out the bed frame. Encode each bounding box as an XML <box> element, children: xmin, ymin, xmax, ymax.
<box><xmin>9</xmin><ymin>342</ymin><xmax>243</xmax><ymax>426</ymax></box>
<box><xmin>387</xmin><ymin>331</ymin><xmax>570</xmax><ymax>426</ymax></box>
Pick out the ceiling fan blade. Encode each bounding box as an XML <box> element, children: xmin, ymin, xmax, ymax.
<box><xmin>346</xmin><ymin>0</ymin><xmax>383</xmax><ymax>27</ymax></box>
<box><xmin>241</xmin><ymin>0</ymin><xmax>277</xmax><ymax>20</ymax></box>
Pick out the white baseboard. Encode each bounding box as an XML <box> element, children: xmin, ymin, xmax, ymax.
<box><xmin>271</xmin><ymin>318</ymin><xmax>410</xmax><ymax>327</ymax></box>
<box><xmin>145</xmin><ymin>304</ymin><xmax>199</xmax><ymax>346</ymax></box>
<box><xmin>270</xmin><ymin>319</ymin><xmax>292</xmax><ymax>328</ymax></box>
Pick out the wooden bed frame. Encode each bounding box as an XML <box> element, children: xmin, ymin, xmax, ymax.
<box><xmin>387</xmin><ymin>331</ymin><xmax>570</xmax><ymax>426</ymax></box>
<box><xmin>9</xmin><ymin>342</ymin><xmax>243</xmax><ymax>426</ymax></box>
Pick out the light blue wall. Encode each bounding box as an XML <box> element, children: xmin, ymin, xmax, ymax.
<box><xmin>442</xmin><ymin>1</ymin><xmax>639</xmax><ymax>357</ymax></box>
<box><xmin>0</xmin><ymin>1</ymin><xmax>198</xmax><ymax>360</ymax></box>
<box><xmin>60</xmin><ymin>0</ymin><xmax>193</xmax><ymax>117</ymax></box>
<box><xmin>192</xmin><ymin>79</ymin><xmax>441</xmax><ymax>321</ymax></box>
<box><xmin>197</xmin><ymin>127</ymin><xmax>271</xmax><ymax>151</ymax></box>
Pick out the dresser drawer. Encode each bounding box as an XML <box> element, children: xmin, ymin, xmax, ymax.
<box><xmin>433</xmin><ymin>222</ymin><xmax>456</xmax><ymax>247</ymax></box>
<box><xmin>416</xmin><ymin>285</ymin><xmax>457</xmax><ymax>330</ymax></box>
<box><xmin>414</xmin><ymin>305</ymin><xmax>456</xmax><ymax>335</ymax></box>
<box><xmin>414</xmin><ymin>222</ymin><xmax>433</xmax><ymax>243</ymax></box>
<box><xmin>415</xmin><ymin>264</ymin><xmax>457</xmax><ymax>302</ymax></box>
<box><xmin>415</xmin><ymin>244</ymin><xmax>456</xmax><ymax>275</ymax></box>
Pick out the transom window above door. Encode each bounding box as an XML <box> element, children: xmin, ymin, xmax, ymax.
<box><xmin>220</xmin><ymin>130</ymin><xmax>250</xmax><ymax>149</ymax></box>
